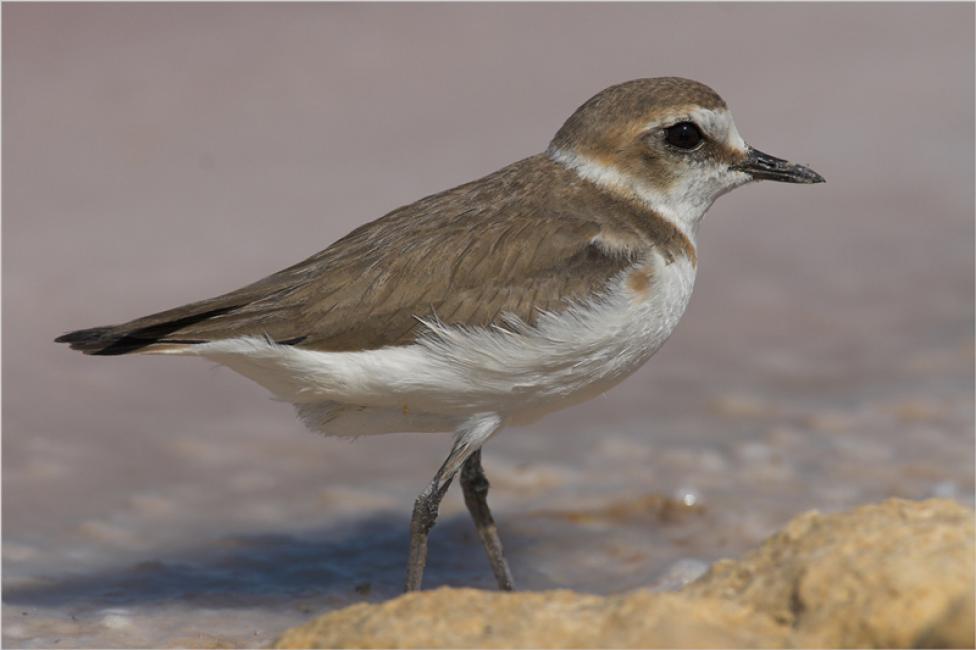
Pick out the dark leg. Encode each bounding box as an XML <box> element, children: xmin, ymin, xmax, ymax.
<box><xmin>461</xmin><ymin>449</ymin><xmax>515</xmax><ymax>590</ymax></box>
<box><xmin>404</xmin><ymin>471</ymin><xmax>455</xmax><ymax>592</ymax></box>
<box><xmin>404</xmin><ymin>415</ymin><xmax>503</xmax><ymax>592</ymax></box>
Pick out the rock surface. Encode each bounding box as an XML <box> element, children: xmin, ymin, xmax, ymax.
<box><xmin>684</xmin><ymin>498</ymin><xmax>975</xmax><ymax>648</ymax></box>
<box><xmin>275</xmin><ymin>499</ymin><xmax>974</xmax><ymax>649</ymax></box>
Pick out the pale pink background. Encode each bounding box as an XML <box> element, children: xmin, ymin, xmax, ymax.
<box><xmin>3</xmin><ymin>3</ymin><xmax>974</xmax><ymax>648</ymax></box>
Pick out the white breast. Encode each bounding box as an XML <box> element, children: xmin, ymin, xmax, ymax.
<box><xmin>187</xmin><ymin>250</ymin><xmax>697</xmax><ymax>436</ymax></box>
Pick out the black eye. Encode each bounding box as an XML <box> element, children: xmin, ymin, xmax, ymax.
<box><xmin>665</xmin><ymin>122</ymin><xmax>703</xmax><ymax>150</ymax></box>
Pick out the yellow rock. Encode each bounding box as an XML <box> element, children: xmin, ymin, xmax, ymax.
<box><xmin>685</xmin><ymin>498</ymin><xmax>975</xmax><ymax>648</ymax></box>
<box><xmin>275</xmin><ymin>499</ymin><xmax>975</xmax><ymax>649</ymax></box>
<box><xmin>275</xmin><ymin>589</ymin><xmax>787</xmax><ymax>649</ymax></box>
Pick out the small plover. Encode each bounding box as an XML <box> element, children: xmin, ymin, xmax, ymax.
<box><xmin>57</xmin><ymin>77</ymin><xmax>823</xmax><ymax>592</ymax></box>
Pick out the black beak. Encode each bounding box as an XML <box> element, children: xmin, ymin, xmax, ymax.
<box><xmin>732</xmin><ymin>147</ymin><xmax>825</xmax><ymax>184</ymax></box>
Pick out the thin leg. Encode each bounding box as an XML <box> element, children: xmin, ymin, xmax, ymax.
<box><xmin>404</xmin><ymin>414</ymin><xmax>503</xmax><ymax>592</ymax></box>
<box><xmin>404</xmin><ymin>471</ymin><xmax>454</xmax><ymax>592</ymax></box>
<box><xmin>461</xmin><ymin>449</ymin><xmax>515</xmax><ymax>591</ymax></box>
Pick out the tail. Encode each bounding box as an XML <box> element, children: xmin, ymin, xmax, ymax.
<box><xmin>54</xmin><ymin>306</ymin><xmax>240</xmax><ymax>355</ymax></box>
<box><xmin>56</xmin><ymin>251</ymin><xmax>320</xmax><ymax>356</ymax></box>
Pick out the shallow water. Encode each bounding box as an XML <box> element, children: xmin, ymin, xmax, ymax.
<box><xmin>4</xmin><ymin>4</ymin><xmax>974</xmax><ymax>648</ymax></box>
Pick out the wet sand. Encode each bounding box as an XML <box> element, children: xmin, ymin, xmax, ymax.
<box><xmin>3</xmin><ymin>4</ymin><xmax>974</xmax><ymax>647</ymax></box>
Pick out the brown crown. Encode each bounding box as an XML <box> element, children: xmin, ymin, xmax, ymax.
<box><xmin>550</xmin><ymin>77</ymin><xmax>726</xmax><ymax>154</ymax></box>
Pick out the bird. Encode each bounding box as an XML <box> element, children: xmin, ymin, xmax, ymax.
<box><xmin>56</xmin><ymin>77</ymin><xmax>824</xmax><ymax>592</ymax></box>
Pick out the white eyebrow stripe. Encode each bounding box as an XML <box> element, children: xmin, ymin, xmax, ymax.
<box><xmin>641</xmin><ymin>107</ymin><xmax>748</xmax><ymax>155</ymax></box>
<box><xmin>689</xmin><ymin>107</ymin><xmax>748</xmax><ymax>153</ymax></box>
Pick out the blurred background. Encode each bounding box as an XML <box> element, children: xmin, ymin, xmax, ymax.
<box><xmin>3</xmin><ymin>3</ymin><xmax>973</xmax><ymax>647</ymax></box>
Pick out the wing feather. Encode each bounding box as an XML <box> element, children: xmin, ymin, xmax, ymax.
<box><xmin>57</xmin><ymin>155</ymin><xmax>652</xmax><ymax>355</ymax></box>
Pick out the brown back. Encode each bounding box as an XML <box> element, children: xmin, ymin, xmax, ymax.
<box><xmin>59</xmin><ymin>154</ymin><xmax>694</xmax><ymax>354</ymax></box>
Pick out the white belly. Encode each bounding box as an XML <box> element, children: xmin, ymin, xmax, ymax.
<box><xmin>189</xmin><ymin>251</ymin><xmax>697</xmax><ymax>436</ymax></box>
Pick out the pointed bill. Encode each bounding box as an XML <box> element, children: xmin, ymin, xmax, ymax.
<box><xmin>733</xmin><ymin>147</ymin><xmax>825</xmax><ymax>184</ymax></box>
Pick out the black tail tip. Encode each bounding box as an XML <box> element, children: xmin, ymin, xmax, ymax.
<box><xmin>55</xmin><ymin>326</ymin><xmax>125</xmax><ymax>355</ymax></box>
<box><xmin>55</xmin><ymin>326</ymin><xmax>109</xmax><ymax>345</ymax></box>
<box><xmin>56</xmin><ymin>325</ymin><xmax>213</xmax><ymax>355</ymax></box>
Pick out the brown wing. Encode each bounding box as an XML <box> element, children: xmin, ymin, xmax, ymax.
<box><xmin>56</xmin><ymin>155</ymin><xmax>642</xmax><ymax>355</ymax></box>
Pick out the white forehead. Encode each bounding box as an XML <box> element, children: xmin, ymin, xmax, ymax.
<box><xmin>647</xmin><ymin>106</ymin><xmax>748</xmax><ymax>154</ymax></box>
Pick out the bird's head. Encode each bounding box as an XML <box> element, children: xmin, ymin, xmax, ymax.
<box><xmin>548</xmin><ymin>77</ymin><xmax>824</xmax><ymax>237</ymax></box>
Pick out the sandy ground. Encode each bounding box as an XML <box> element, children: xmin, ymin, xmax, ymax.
<box><xmin>3</xmin><ymin>4</ymin><xmax>974</xmax><ymax>648</ymax></box>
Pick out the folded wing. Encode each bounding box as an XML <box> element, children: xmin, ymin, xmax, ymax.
<box><xmin>57</xmin><ymin>156</ymin><xmax>641</xmax><ymax>356</ymax></box>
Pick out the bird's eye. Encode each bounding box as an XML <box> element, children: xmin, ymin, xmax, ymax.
<box><xmin>665</xmin><ymin>122</ymin><xmax>704</xmax><ymax>150</ymax></box>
